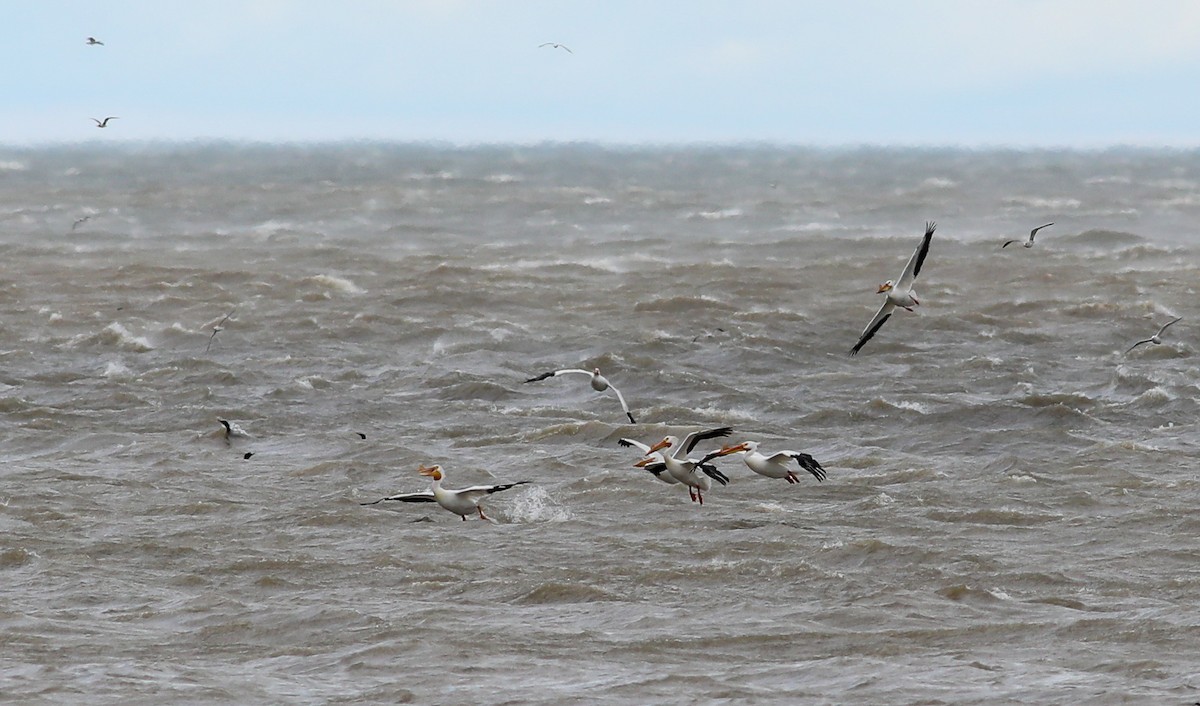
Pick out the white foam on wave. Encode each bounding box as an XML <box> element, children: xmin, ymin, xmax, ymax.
<box><xmin>103</xmin><ymin>360</ymin><xmax>131</xmax><ymax>378</ymax></box>
<box><xmin>503</xmin><ymin>485</ymin><xmax>571</xmax><ymax>523</ymax></box>
<box><xmin>688</xmin><ymin>207</ymin><xmax>744</xmax><ymax>220</ymax></box>
<box><xmin>308</xmin><ymin>274</ymin><xmax>364</xmax><ymax>294</ymax></box>
<box><xmin>100</xmin><ymin>322</ymin><xmax>154</xmax><ymax>352</ymax></box>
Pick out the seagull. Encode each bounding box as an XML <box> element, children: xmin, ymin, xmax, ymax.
<box><xmin>524</xmin><ymin>367</ymin><xmax>636</xmax><ymax>423</ymax></box>
<box><xmin>642</xmin><ymin>427</ymin><xmax>735</xmax><ymax>504</ymax></box>
<box><xmin>71</xmin><ymin>215</ymin><xmax>91</xmax><ymax>231</ymax></box>
<box><xmin>1002</xmin><ymin>222</ymin><xmax>1054</xmax><ymax>249</ymax></box>
<box><xmin>850</xmin><ymin>222</ymin><xmax>935</xmax><ymax>356</ymax></box>
<box><xmin>86</xmin><ymin>37</ymin><xmax>104</xmax><ymax>46</ymax></box>
<box><xmin>539</xmin><ymin>42</ymin><xmax>572</xmax><ymax>53</ymax></box>
<box><xmin>618</xmin><ymin>426</ymin><xmax>732</xmax><ymax>486</ymax></box>
<box><xmin>217</xmin><ymin>419</ymin><xmax>251</xmax><ymax>445</ymax></box>
<box><xmin>204</xmin><ymin>308</ymin><xmax>235</xmax><ymax>353</ymax></box>
<box><xmin>360</xmin><ymin>464</ymin><xmax>529</xmax><ymax>521</ymax></box>
<box><xmin>1126</xmin><ymin>316</ymin><xmax>1182</xmax><ymax>354</ymax></box>
<box><xmin>91</xmin><ymin>117</ymin><xmax>118</xmax><ymax>128</ymax></box>
<box><xmin>704</xmin><ymin>440</ymin><xmax>827</xmax><ymax>484</ymax></box>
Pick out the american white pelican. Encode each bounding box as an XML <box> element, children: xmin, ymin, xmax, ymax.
<box><xmin>91</xmin><ymin>117</ymin><xmax>118</xmax><ymax>128</ymax></box>
<box><xmin>524</xmin><ymin>367</ymin><xmax>636</xmax><ymax>423</ymax></box>
<box><xmin>705</xmin><ymin>441</ymin><xmax>827</xmax><ymax>484</ymax></box>
<box><xmin>1126</xmin><ymin>316</ymin><xmax>1182</xmax><ymax>354</ymax></box>
<box><xmin>644</xmin><ymin>427</ymin><xmax>734</xmax><ymax>504</ymax></box>
<box><xmin>850</xmin><ymin>222</ymin><xmax>935</xmax><ymax>356</ymax></box>
<box><xmin>218</xmin><ymin>418</ymin><xmax>251</xmax><ymax>444</ymax></box>
<box><xmin>205</xmin><ymin>307</ymin><xmax>235</xmax><ymax>353</ymax></box>
<box><xmin>360</xmin><ymin>464</ymin><xmax>529</xmax><ymax>521</ymax></box>
<box><xmin>619</xmin><ymin>427</ymin><xmax>732</xmax><ymax>486</ymax></box>
<box><xmin>539</xmin><ymin>42</ymin><xmax>572</xmax><ymax>53</ymax></box>
<box><xmin>1002</xmin><ymin>222</ymin><xmax>1054</xmax><ymax>249</ymax></box>
<box><xmin>86</xmin><ymin>37</ymin><xmax>104</xmax><ymax>46</ymax></box>
<box><xmin>618</xmin><ymin>437</ymin><xmax>678</xmax><ymax>484</ymax></box>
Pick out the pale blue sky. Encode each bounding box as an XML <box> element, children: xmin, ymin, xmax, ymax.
<box><xmin>7</xmin><ymin>0</ymin><xmax>1200</xmax><ymax>145</ymax></box>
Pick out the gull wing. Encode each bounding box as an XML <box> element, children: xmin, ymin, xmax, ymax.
<box><xmin>524</xmin><ymin>368</ymin><xmax>591</xmax><ymax>383</ymax></box>
<box><xmin>896</xmin><ymin>222</ymin><xmax>935</xmax><ymax>290</ymax></box>
<box><xmin>1125</xmin><ymin>339</ymin><xmax>1153</xmax><ymax>354</ymax></box>
<box><xmin>850</xmin><ymin>300</ymin><xmax>896</xmax><ymax>356</ymax></box>
<box><xmin>1029</xmin><ymin>222</ymin><xmax>1054</xmax><ymax>242</ymax></box>
<box><xmin>607</xmin><ymin>383</ymin><xmax>636</xmax><ymax>424</ymax></box>
<box><xmin>1157</xmin><ymin>316</ymin><xmax>1183</xmax><ymax>336</ymax></box>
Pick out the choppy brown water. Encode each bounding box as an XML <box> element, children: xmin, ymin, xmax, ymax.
<box><xmin>1</xmin><ymin>144</ymin><xmax>1198</xmax><ymax>704</ymax></box>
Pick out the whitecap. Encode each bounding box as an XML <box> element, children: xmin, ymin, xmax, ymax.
<box><xmin>503</xmin><ymin>485</ymin><xmax>571</xmax><ymax>523</ymax></box>
<box><xmin>308</xmin><ymin>274</ymin><xmax>364</xmax><ymax>294</ymax></box>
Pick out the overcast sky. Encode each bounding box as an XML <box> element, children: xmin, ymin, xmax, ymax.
<box><xmin>8</xmin><ymin>0</ymin><xmax>1200</xmax><ymax>146</ymax></box>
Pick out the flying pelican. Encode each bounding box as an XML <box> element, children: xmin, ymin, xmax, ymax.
<box><xmin>539</xmin><ymin>42</ymin><xmax>572</xmax><ymax>53</ymax></box>
<box><xmin>1002</xmin><ymin>222</ymin><xmax>1054</xmax><ymax>249</ymax></box>
<box><xmin>618</xmin><ymin>426</ymin><xmax>731</xmax><ymax>486</ymax></box>
<box><xmin>1126</xmin><ymin>316</ymin><xmax>1183</xmax><ymax>354</ymax></box>
<box><xmin>850</xmin><ymin>222</ymin><xmax>935</xmax><ymax>356</ymax></box>
<box><xmin>91</xmin><ymin>117</ymin><xmax>119</xmax><ymax>128</ymax></box>
<box><xmin>643</xmin><ymin>427</ymin><xmax>735</xmax><ymax>504</ymax></box>
<box><xmin>360</xmin><ymin>464</ymin><xmax>529</xmax><ymax>521</ymax></box>
<box><xmin>205</xmin><ymin>308</ymin><xmax>235</xmax><ymax>353</ymax></box>
<box><xmin>704</xmin><ymin>440</ymin><xmax>827</xmax><ymax>484</ymax></box>
<box><xmin>524</xmin><ymin>367</ymin><xmax>636</xmax><ymax>423</ymax></box>
<box><xmin>86</xmin><ymin>37</ymin><xmax>104</xmax><ymax>46</ymax></box>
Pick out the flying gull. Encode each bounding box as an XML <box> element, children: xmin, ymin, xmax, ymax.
<box><xmin>91</xmin><ymin>117</ymin><xmax>119</xmax><ymax>128</ymax></box>
<box><xmin>524</xmin><ymin>367</ymin><xmax>636</xmax><ymax>423</ymax></box>
<box><xmin>1126</xmin><ymin>316</ymin><xmax>1182</xmax><ymax>354</ymax></box>
<box><xmin>539</xmin><ymin>42</ymin><xmax>572</xmax><ymax>53</ymax></box>
<box><xmin>1002</xmin><ymin>222</ymin><xmax>1054</xmax><ymax>249</ymax></box>
<box><xmin>205</xmin><ymin>308</ymin><xmax>235</xmax><ymax>353</ymax></box>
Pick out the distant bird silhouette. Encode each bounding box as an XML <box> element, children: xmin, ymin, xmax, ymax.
<box><xmin>243</xmin><ymin>452</ymin><xmax>254</xmax><ymax>460</ymax></box>
<box><xmin>355</xmin><ymin>432</ymin><xmax>367</xmax><ymax>440</ymax></box>
<box><xmin>91</xmin><ymin>117</ymin><xmax>118</xmax><ymax>128</ymax></box>
<box><xmin>71</xmin><ymin>215</ymin><xmax>91</xmax><ymax>231</ymax></box>
<box><xmin>205</xmin><ymin>308</ymin><xmax>235</xmax><ymax>353</ymax></box>
<box><xmin>539</xmin><ymin>42</ymin><xmax>572</xmax><ymax>53</ymax></box>
<box><xmin>1126</xmin><ymin>316</ymin><xmax>1182</xmax><ymax>354</ymax></box>
<box><xmin>1002</xmin><ymin>222</ymin><xmax>1054</xmax><ymax>249</ymax></box>
<box><xmin>86</xmin><ymin>37</ymin><xmax>104</xmax><ymax>46</ymax></box>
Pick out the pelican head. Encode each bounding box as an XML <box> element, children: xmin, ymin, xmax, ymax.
<box><xmin>716</xmin><ymin>441</ymin><xmax>754</xmax><ymax>456</ymax></box>
<box><xmin>877</xmin><ymin>280</ymin><xmax>895</xmax><ymax>294</ymax></box>
<box><xmin>418</xmin><ymin>464</ymin><xmax>443</xmax><ymax>480</ymax></box>
<box><xmin>647</xmin><ymin>436</ymin><xmax>674</xmax><ymax>455</ymax></box>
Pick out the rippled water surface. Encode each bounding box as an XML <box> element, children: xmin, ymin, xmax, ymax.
<box><xmin>1</xmin><ymin>144</ymin><xmax>1198</xmax><ymax>704</ymax></box>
